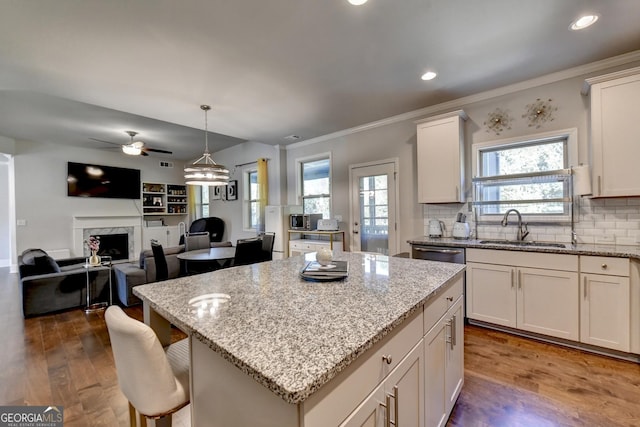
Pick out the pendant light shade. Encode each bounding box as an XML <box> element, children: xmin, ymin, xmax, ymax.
<box><xmin>184</xmin><ymin>105</ymin><xmax>230</xmax><ymax>186</ymax></box>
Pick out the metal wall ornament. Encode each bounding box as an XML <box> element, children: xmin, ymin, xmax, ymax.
<box><xmin>483</xmin><ymin>108</ymin><xmax>513</xmax><ymax>135</ymax></box>
<box><xmin>523</xmin><ymin>98</ymin><xmax>557</xmax><ymax>128</ymax></box>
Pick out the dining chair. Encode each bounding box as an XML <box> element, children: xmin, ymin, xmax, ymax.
<box><xmin>260</xmin><ymin>232</ymin><xmax>275</xmax><ymax>262</ymax></box>
<box><xmin>105</xmin><ymin>305</ymin><xmax>190</xmax><ymax>427</ymax></box>
<box><xmin>183</xmin><ymin>232</ymin><xmax>212</xmax><ymax>274</ymax></box>
<box><xmin>184</xmin><ymin>232</ymin><xmax>210</xmax><ymax>251</ymax></box>
<box><xmin>232</xmin><ymin>237</ymin><xmax>265</xmax><ymax>266</ymax></box>
<box><xmin>150</xmin><ymin>240</ymin><xmax>169</xmax><ymax>281</ymax></box>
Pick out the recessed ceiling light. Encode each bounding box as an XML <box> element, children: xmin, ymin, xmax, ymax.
<box><xmin>570</xmin><ymin>14</ymin><xmax>599</xmax><ymax>30</ymax></box>
<box><xmin>421</xmin><ymin>71</ymin><xmax>437</xmax><ymax>81</ymax></box>
<box><xmin>348</xmin><ymin>0</ymin><xmax>368</xmax><ymax>5</ymax></box>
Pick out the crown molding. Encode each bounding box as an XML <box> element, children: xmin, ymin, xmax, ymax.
<box><xmin>286</xmin><ymin>49</ymin><xmax>640</xmax><ymax>150</ymax></box>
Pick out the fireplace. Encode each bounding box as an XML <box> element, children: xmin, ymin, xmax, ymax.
<box><xmin>73</xmin><ymin>216</ymin><xmax>142</xmax><ymax>261</ymax></box>
<box><xmin>93</xmin><ymin>233</ymin><xmax>129</xmax><ymax>261</ymax></box>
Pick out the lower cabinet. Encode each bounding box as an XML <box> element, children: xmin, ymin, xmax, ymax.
<box><xmin>466</xmin><ymin>249</ymin><xmax>579</xmax><ymax>341</ymax></box>
<box><xmin>425</xmin><ymin>296</ymin><xmax>464</xmax><ymax>427</ymax></box>
<box><xmin>341</xmin><ymin>340</ymin><xmax>425</xmax><ymax>427</ymax></box>
<box><xmin>141</xmin><ymin>225</ymin><xmax>181</xmax><ymax>249</ymax></box>
<box><xmin>580</xmin><ymin>256</ymin><xmax>631</xmax><ymax>352</ymax></box>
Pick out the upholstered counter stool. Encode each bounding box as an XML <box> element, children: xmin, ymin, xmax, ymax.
<box><xmin>105</xmin><ymin>306</ymin><xmax>190</xmax><ymax>427</ymax></box>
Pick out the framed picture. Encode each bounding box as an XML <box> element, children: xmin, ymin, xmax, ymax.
<box><xmin>212</xmin><ymin>186</ymin><xmax>222</xmax><ymax>200</ymax></box>
<box><xmin>226</xmin><ymin>180</ymin><xmax>238</xmax><ymax>201</ymax></box>
<box><xmin>152</xmin><ymin>196</ymin><xmax>163</xmax><ymax>206</ymax></box>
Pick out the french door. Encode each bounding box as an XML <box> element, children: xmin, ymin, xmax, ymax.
<box><xmin>349</xmin><ymin>159</ymin><xmax>398</xmax><ymax>255</ymax></box>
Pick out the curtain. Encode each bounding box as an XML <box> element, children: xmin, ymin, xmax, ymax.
<box><xmin>188</xmin><ymin>185</ymin><xmax>198</xmax><ymax>221</ymax></box>
<box><xmin>256</xmin><ymin>158</ymin><xmax>269</xmax><ymax>232</ymax></box>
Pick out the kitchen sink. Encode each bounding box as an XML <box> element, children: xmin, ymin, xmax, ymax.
<box><xmin>478</xmin><ymin>240</ymin><xmax>567</xmax><ymax>249</ymax></box>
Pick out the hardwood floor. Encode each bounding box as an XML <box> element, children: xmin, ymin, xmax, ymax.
<box><xmin>2</xmin><ymin>266</ymin><xmax>639</xmax><ymax>426</ymax></box>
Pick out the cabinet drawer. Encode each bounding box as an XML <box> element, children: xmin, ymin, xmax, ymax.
<box><xmin>303</xmin><ymin>310</ymin><xmax>423</xmax><ymax>427</ymax></box>
<box><xmin>424</xmin><ymin>275</ymin><xmax>463</xmax><ymax>334</ymax></box>
<box><xmin>467</xmin><ymin>248</ymin><xmax>578</xmax><ymax>271</ymax></box>
<box><xmin>581</xmin><ymin>256</ymin><xmax>629</xmax><ymax>276</ymax></box>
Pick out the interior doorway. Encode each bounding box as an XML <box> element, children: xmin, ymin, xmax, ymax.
<box><xmin>349</xmin><ymin>159</ymin><xmax>399</xmax><ymax>255</ymax></box>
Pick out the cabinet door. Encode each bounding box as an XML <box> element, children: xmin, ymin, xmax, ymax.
<box><xmin>466</xmin><ymin>262</ymin><xmax>516</xmax><ymax>327</ymax></box>
<box><xmin>424</xmin><ymin>315</ymin><xmax>447</xmax><ymax>427</ymax></box>
<box><xmin>340</xmin><ymin>385</ymin><xmax>385</xmax><ymax>427</ymax></box>
<box><xmin>142</xmin><ymin>227</ymin><xmax>169</xmax><ymax>249</ymax></box>
<box><xmin>416</xmin><ymin>113</ymin><xmax>465</xmax><ymax>203</ymax></box>
<box><xmin>591</xmin><ymin>72</ymin><xmax>640</xmax><ymax>197</ymax></box>
<box><xmin>384</xmin><ymin>340</ymin><xmax>424</xmax><ymax>427</ymax></box>
<box><xmin>581</xmin><ymin>273</ymin><xmax>631</xmax><ymax>351</ymax></box>
<box><xmin>517</xmin><ymin>267</ymin><xmax>579</xmax><ymax>340</ymax></box>
<box><xmin>445</xmin><ymin>297</ymin><xmax>464</xmax><ymax>414</ymax></box>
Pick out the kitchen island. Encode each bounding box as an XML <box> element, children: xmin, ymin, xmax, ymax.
<box><xmin>134</xmin><ymin>251</ymin><xmax>466</xmax><ymax>426</ymax></box>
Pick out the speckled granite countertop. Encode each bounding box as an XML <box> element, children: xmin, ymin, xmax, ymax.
<box><xmin>133</xmin><ymin>252</ymin><xmax>465</xmax><ymax>404</ymax></box>
<box><xmin>408</xmin><ymin>236</ymin><xmax>640</xmax><ymax>259</ymax></box>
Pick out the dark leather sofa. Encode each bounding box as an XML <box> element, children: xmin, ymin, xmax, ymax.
<box><xmin>19</xmin><ymin>249</ymin><xmax>110</xmax><ymax>318</ymax></box>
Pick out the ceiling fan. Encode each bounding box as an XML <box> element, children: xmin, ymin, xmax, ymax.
<box><xmin>90</xmin><ymin>131</ymin><xmax>173</xmax><ymax>156</ymax></box>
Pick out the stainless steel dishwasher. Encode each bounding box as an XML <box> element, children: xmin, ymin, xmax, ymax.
<box><xmin>411</xmin><ymin>244</ymin><xmax>466</xmax><ymax>316</ymax></box>
<box><xmin>411</xmin><ymin>244</ymin><xmax>465</xmax><ymax>264</ymax></box>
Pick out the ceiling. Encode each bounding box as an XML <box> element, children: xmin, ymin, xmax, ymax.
<box><xmin>1</xmin><ymin>0</ymin><xmax>639</xmax><ymax>161</ymax></box>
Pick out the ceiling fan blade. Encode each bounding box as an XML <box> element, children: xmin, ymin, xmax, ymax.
<box><xmin>140</xmin><ymin>151</ymin><xmax>150</xmax><ymax>156</ymax></box>
<box><xmin>89</xmin><ymin>137</ymin><xmax>121</xmax><ymax>146</ymax></box>
<box><xmin>144</xmin><ymin>147</ymin><xmax>173</xmax><ymax>155</ymax></box>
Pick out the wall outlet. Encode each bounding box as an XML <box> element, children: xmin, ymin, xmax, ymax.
<box><xmin>334</xmin><ymin>215</ymin><xmax>343</xmax><ymax>222</ymax></box>
<box><xmin>16</xmin><ymin>219</ymin><xmax>26</xmax><ymax>226</ymax></box>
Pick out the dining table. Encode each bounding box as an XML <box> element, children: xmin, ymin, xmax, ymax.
<box><xmin>177</xmin><ymin>246</ymin><xmax>236</xmax><ymax>273</ymax></box>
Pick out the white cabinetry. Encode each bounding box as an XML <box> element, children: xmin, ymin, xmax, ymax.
<box><xmin>341</xmin><ymin>340</ymin><xmax>424</xmax><ymax>427</ymax></box>
<box><xmin>580</xmin><ymin>256</ymin><xmax>631</xmax><ymax>352</ymax></box>
<box><xmin>141</xmin><ymin>226</ymin><xmax>181</xmax><ymax>249</ymax></box>
<box><xmin>415</xmin><ymin>110</ymin><xmax>467</xmax><ymax>203</ymax></box>
<box><xmin>424</xmin><ymin>295</ymin><xmax>463</xmax><ymax>427</ymax></box>
<box><xmin>466</xmin><ymin>249</ymin><xmax>579</xmax><ymax>341</ymax></box>
<box><xmin>585</xmin><ymin>67</ymin><xmax>640</xmax><ymax>197</ymax></box>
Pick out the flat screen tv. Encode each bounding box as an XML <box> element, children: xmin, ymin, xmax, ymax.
<box><xmin>67</xmin><ymin>162</ymin><xmax>141</xmax><ymax>199</ymax></box>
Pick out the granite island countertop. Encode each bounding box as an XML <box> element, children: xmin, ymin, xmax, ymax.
<box><xmin>408</xmin><ymin>236</ymin><xmax>640</xmax><ymax>259</ymax></box>
<box><xmin>133</xmin><ymin>251</ymin><xmax>465</xmax><ymax>404</ymax></box>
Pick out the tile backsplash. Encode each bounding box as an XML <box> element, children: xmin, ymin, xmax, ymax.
<box><xmin>422</xmin><ymin>197</ymin><xmax>640</xmax><ymax>245</ymax></box>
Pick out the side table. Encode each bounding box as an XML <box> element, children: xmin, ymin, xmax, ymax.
<box><xmin>84</xmin><ymin>256</ymin><xmax>112</xmax><ymax>313</ymax></box>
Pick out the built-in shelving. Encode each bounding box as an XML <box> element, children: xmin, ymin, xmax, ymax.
<box><xmin>142</xmin><ymin>182</ymin><xmax>188</xmax><ymax>215</ymax></box>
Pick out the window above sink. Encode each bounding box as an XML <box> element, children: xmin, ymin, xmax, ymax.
<box><xmin>472</xmin><ymin>128</ymin><xmax>578</xmax><ymax>225</ymax></box>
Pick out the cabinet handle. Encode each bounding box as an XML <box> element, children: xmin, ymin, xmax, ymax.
<box><xmin>598</xmin><ymin>175</ymin><xmax>602</xmax><ymax>196</ymax></box>
<box><xmin>518</xmin><ymin>270</ymin><xmax>522</xmax><ymax>290</ymax></box>
<box><xmin>601</xmin><ymin>263</ymin><xmax>608</xmax><ymax>270</ymax></box>
<box><xmin>456</xmin><ymin>186</ymin><xmax>459</xmax><ymax>200</ymax></box>
<box><xmin>451</xmin><ymin>314</ymin><xmax>457</xmax><ymax>349</ymax></box>
<box><xmin>382</xmin><ymin>354</ymin><xmax>393</xmax><ymax>365</ymax></box>
<box><xmin>446</xmin><ymin>296</ymin><xmax>454</xmax><ymax>302</ymax></box>
<box><xmin>584</xmin><ymin>276</ymin><xmax>587</xmax><ymax>299</ymax></box>
<box><xmin>384</xmin><ymin>386</ymin><xmax>398</xmax><ymax>427</ymax></box>
<box><xmin>511</xmin><ymin>269</ymin><xmax>515</xmax><ymax>289</ymax></box>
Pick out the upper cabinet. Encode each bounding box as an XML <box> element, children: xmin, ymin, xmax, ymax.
<box><xmin>584</xmin><ymin>67</ymin><xmax>640</xmax><ymax>197</ymax></box>
<box><xmin>415</xmin><ymin>110</ymin><xmax>467</xmax><ymax>203</ymax></box>
<box><xmin>142</xmin><ymin>182</ymin><xmax>188</xmax><ymax>215</ymax></box>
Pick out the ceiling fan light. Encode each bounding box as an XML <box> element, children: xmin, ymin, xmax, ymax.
<box><xmin>122</xmin><ymin>144</ymin><xmax>142</xmax><ymax>155</ymax></box>
<box><xmin>185</xmin><ymin>105</ymin><xmax>229</xmax><ymax>186</ymax></box>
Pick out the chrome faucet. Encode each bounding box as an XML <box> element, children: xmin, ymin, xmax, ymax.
<box><xmin>501</xmin><ymin>209</ymin><xmax>529</xmax><ymax>241</ymax></box>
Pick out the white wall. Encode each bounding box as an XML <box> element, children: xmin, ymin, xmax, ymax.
<box><xmin>12</xmin><ymin>140</ymin><xmax>187</xmax><ymax>258</ymax></box>
<box><xmin>285</xmin><ymin>120</ymin><xmax>423</xmax><ymax>254</ymax></box>
<box><xmin>206</xmin><ymin>141</ymin><xmax>285</xmax><ymax>245</ymax></box>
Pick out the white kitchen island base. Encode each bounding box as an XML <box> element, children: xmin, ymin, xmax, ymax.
<box><xmin>135</xmin><ymin>253</ymin><xmax>465</xmax><ymax>427</ymax></box>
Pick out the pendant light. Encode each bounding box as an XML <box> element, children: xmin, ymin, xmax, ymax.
<box><xmin>184</xmin><ymin>105</ymin><xmax>229</xmax><ymax>186</ymax></box>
